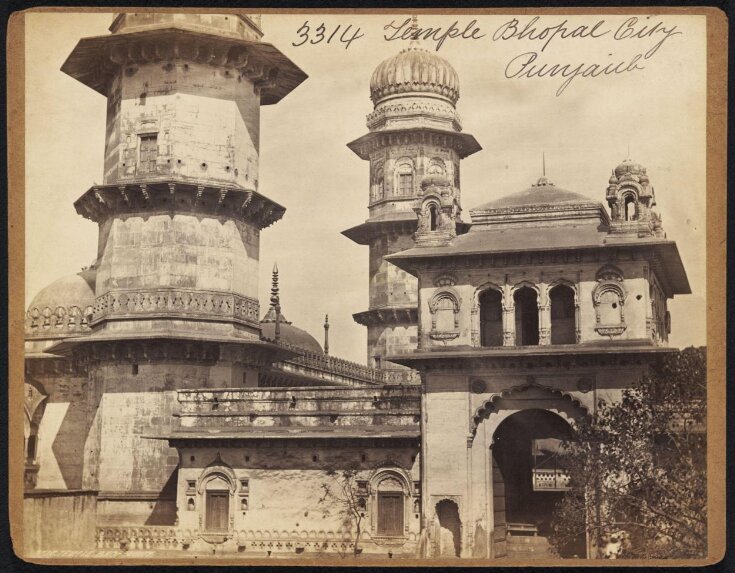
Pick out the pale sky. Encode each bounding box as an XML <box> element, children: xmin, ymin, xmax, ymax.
<box><xmin>24</xmin><ymin>12</ymin><xmax>707</xmax><ymax>364</ymax></box>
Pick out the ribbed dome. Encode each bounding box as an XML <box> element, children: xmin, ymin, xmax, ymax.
<box><xmin>614</xmin><ymin>158</ymin><xmax>646</xmax><ymax>178</ymax></box>
<box><xmin>27</xmin><ymin>269</ymin><xmax>96</xmax><ymax>314</ymax></box>
<box><xmin>370</xmin><ymin>46</ymin><xmax>460</xmax><ymax>105</ymax></box>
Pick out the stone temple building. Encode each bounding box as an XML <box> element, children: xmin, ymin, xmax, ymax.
<box><xmin>23</xmin><ymin>13</ymin><xmax>690</xmax><ymax>560</ymax></box>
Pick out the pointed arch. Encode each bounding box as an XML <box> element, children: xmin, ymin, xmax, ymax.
<box><xmin>470</xmin><ymin>383</ymin><xmax>589</xmax><ymax>437</ymax></box>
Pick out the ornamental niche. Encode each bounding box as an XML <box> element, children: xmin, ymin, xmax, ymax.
<box><xmin>428</xmin><ymin>287</ymin><xmax>461</xmax><ymax>342</ymax></box>
<box><xmin>592</xmin><ymin>265</ymin><xmax>627</xmax><ymax>337</ymax></box>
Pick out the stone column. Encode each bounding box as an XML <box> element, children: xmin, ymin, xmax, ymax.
<box><xmin>502</xmin><ymin>282</ymin><xmax>514</xmax><ymax>346</ymax></box>
<box><xmin>538</xmin><ymin>283</ymin><xmax>551</xmax><ymax>345</ymax></box>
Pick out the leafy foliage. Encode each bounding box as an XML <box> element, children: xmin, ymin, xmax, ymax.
<box><xmin>318</xmin><ymin>468</ymin><xmax>366</xmax><ymax>557</ymax></box>
<box><xmin>550</xmin><ymin>347</ymin><xmax>707</xmax><ymax>559</ymax></box>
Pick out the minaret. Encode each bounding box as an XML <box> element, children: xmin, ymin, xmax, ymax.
<box><xmin>62</xmin><ymin>13</ymin><xmax>306</xmax><ymax>342</ymax></box>
<box><xmin>343</xmin><ymin>16</ymin><xmax>481</xmax><ymax>370</ymax></box>
<box><xmin>54</xmin><ymin>13</ymin><xmax>305</xmax><ymax>503</ymax></box>
<box><xmin>605</xmin><ymin>158</ymin><xmax>665</xmax><ymax>239</ymax></box>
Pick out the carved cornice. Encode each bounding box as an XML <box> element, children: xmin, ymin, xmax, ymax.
<box><xmin>342</xmin><ymin>218</ymin><xmax>417</xmax><ymax>245</ymax></box>
<box><xmin>61</xmin><ymin>28</ymin><xmax>307</xmax><ymax>105</ymax></box>
<box><xmin>92</xmin><ymin>288</ymin><xmax>260</xmax><ymax>328</ymax></box>
<box><xmin>353</xmin><ymin>307</ymin><xmax>418</xmax><ymax>326</ymax></box>
<box><xmin>74</xmin><ymin>181</ymin><xmax>284</xmax><ymax>229</ymax></box>
<box><xmin>347</xmin><ymin>128</ymin><xmax>481</xmax><ymax>161</ymax></box>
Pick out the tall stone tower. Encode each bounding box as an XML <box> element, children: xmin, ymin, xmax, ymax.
<box><xmin>343</xmin><ymin>30</ymin><xmax>481</xmax><ymax>371</ymax></box>
<box><xmin>51</xmin><ymin>13</ymin><xmax>306</xmax><ymax>523</ymax></box>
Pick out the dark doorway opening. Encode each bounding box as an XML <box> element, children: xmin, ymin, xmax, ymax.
<box><xmin>550</xmin><ymin>285</ymin><xmax>576</xmax><ymax>344</ymax></box>
<box><xmin>514</xmin><ymin>287</ymin><xmax>539</xmax><ymax>346</ymax></box>
<box><xmin>479</xmin><ymin>289</ymin><xmax>503</xmax><ymax>347</ymax></box>
<box><xmin>436</xmin><ymin>499</ymin><xmax>461</xmax><ymax>557</ymax></box>
<box><xmin>492</xmin><ymin>409</ymin><xmax>584</xmax><ymax>557</ymax></box>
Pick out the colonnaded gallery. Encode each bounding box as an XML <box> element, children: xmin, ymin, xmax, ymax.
<box><xmin>23</xmin><ymin>13</ymin><xmax>691</xmax><ymax>560</ymax></box>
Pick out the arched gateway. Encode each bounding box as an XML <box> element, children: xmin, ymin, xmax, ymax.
<box><xmin>474</xmin><ymin>388</ymin><xmax>589</xmax><ymax>558</ymax></box>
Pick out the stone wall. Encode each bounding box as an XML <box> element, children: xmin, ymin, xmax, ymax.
<box><xmin>95</xmin><ymin>214</ymin><xmax>260</xmax><ymax>303</ymax></box>
<box><xmin>23</xmin><ymin>491</ymin><xmax>98</xmax><ymax>554</ymax></box>
<box><xmin>104</xmin><ymin>61</ymin><xmax>260</xmax><ymax>188</ymax></box>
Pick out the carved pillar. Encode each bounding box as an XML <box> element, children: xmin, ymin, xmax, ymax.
<box><xmin>501</xmin><ymin>301</ymin><xmax>514</xmax><ymax>347</ymax></box>
<box><xmin>470</xmin><ymin>303</ymin><xmax>479</xmax><ymax>346</ymax></box>
<box><xmin>538</xmin><ymin>282</ymin><xmax>551</xmax><ymax>345</ymax></box>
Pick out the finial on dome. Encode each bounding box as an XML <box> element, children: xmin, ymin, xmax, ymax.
<box><xmin>262</xmin><ymin>262</ymin><xmax>291</xmax><ymax>328</ymax></box>
<box><xmin>409</xmin><ymin>14</ymin><xmax>420</xmax><ymax>48</ymax></box>
<box><xmin>542</xmin><ymin>151</ymin><xmax>546</xmax><ymax>177</ymax></box>
<box><xmin>270</xmin><ymin>263</ymin><xmax>280</xmax><ymax>309</ymax></box>
<box><xmin>324</xmin><ymin>314</ymin><xmax>330</xmax><ymax>355</ymax></box>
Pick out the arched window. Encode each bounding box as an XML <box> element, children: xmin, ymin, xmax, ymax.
<box><xmin>479</xmin><ymin>289</ymin><xmax>503</xmax><ymax>347</ymax></box>
<box><xmin>427</xmin><ymin>158</ymin><xmax>446</xmax><ymax>175</ymax></box>
<box><xmin>376</xmin><ymin>476</ymin><xmax>405</xmax><ymax>537</ymax></box>
<box><xmin>623</xmin><ymin>194</ymin><xmax>637</xmax><ymax>221</ymax></box>
<box><xmin>514</xmin><ymin>287</ymin><xmax>539</xmax><ymax>346</ymax></box>
<box><xmin>396</xmin><ymin>162</ymin><xmax>414</xmax><ymax>196</ymax></box>
<box><xmin>429</xmin><ymin>204</ymin><xmax>438</xmax><ymax>231</ymax></box>
<box><xmin>550</xmin><ymin>285</ymin><xmax>576</xmax><ymax>344</ymax></box>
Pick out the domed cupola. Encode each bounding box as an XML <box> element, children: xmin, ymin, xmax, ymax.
<box><xmin>370</xmin><ymin>45</ymin><xmax>460</xmax><ymax>107</ymax></box>
<box><xmin>606</xmin><ymin>158</ymin><xmax>663</xmax><ymax>238</ymax></box>
<box><xmin>25</xmin><ymin>267</ymin><xmax>97</xmax><ymax>340</ymax></box>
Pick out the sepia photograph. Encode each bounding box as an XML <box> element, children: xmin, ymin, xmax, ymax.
<box><xmin>10</xmin><ymin>7</ymin><xmax>725</xmax><ymax>565</ymax></box>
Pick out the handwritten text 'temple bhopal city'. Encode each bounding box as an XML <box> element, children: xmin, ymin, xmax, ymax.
<box><xmin>291</xmin><ymin>16</ymin><xmax>683</xmax><ymax>96</ymax></box>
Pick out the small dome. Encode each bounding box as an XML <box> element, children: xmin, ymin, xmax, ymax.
<box><xmin>614</xmin><ymin>158</ymin><xmax>646</xmax><ymax>178</ymax></box>
<box><xmin>260</xmin><ymin>321</ymin><xmax>323</xmax><ymax>354</ymax></box>
<box><xmin>474</xmin><ymin>178</ymin><xmax>594</xmax><ymax>211</ymax></box>
<box><xmin>370</xmin><ymin>46</ymin><xmax>460</xmax><ymax>105</ymax></box>
<box><xmin>27</xmin><ymin>269</ymin><xmax>96</xmax><ymax>315</ymax></box>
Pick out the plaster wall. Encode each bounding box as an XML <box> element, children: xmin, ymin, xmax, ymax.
<box><xmin>95</xmin><ymin>214</ymin><xmax>259</xmax><ymax>300</ymax></box>
<box><xmin>175</xmin><ymin>444</ymin><xmax>421</xmax><ymax>537</ymax></box>
<box><xmin>104</xmin><ymin>62</ymin><xmax>260</xmax><ymax>188</ymax></box>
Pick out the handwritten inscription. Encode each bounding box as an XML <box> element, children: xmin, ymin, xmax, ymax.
<box><xmin>292</xmin><ymin>21</ymin><xmax>364</xmax><ymax>50</ymax></box>
<box><xmin>496</xmin><ymin>16</ymin><xmax>683</xmax><ymax>96</ymax></box>
<box><xmin>290</xmin><ymin>15</ymin><xmax>684</xmax><ymax>96</ymax></box>
<box><xmin>384</xmin><ymin>17</ymin><xmax>486</xmax><ymax>51</ymax></box>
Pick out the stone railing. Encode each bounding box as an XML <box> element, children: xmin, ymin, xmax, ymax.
<box><xmin>91</xmin><ymin>288</ymin><xmax>260</xmax><ymax>328</ymax></box>
<box><xmin>532</xmin><ymin>469</ymin><xmax>571</xmax><ymax>492</ymax></box>
<box><xmin>96</xmin><ymin>526</ymin><xmax>182</xmax><ymax>551</ymax></box>
<box><xmin>177</xmin><ymin>385</ymin><xmax>421</xmax><ymax>416</ymax></box>
<box><xmin>96</xmin><ymin>526</ymin><xmax>418</xmax><ymax>554</ymax></box>
<box><xmin>272</xmin><ymin>340</ymin><xmax>385</xmax><ymax>385</ymax></box>
<box><xmin>25</xmin><ymin>305</ymin><xmax>93</xmax><ymax>338</ymax></box>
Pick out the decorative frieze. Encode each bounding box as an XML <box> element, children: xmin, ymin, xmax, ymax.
<box><xmin>92</xmin><ymin>288</ymin><xmax>260</xmax><ymax>328</ymax></box>
<box><xmin>25</xmin><ymin>305</ymin><xmax>93</xmax><ymax>338</ymax></box>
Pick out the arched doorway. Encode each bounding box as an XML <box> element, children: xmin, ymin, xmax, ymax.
<box><xmin>204</xmin><ymin>475</ymin><xmax>231</xmax><ymax>532</ymax></box>
<box><xmin>514</xmin><ymin>287</ymin><xmax>539</xmax><ymax>346</ymax></box>
<box><xmin>491</xmin><ymin>410</ymin><xmax>575</xmax><ymax>552</ymax></box>
<box><xmin>435</xmin><ymin>499</ymin><xmax>461</xmax><ymax>557</ymax></box>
